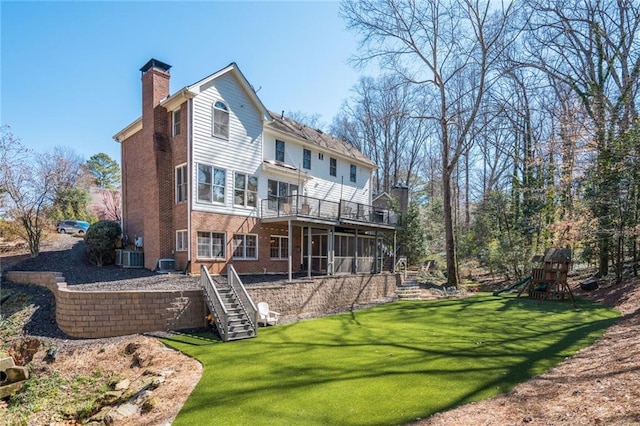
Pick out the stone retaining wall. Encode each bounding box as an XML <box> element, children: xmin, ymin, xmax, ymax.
<box><xmin>5</xmin><ymin>271</ymin><xmax>399</xmax><ymax>339</ymax></box>
<box><xmin>6</xmin><ymin>271</ymin><xmax>204</xmax><ymax>338</ymax></box>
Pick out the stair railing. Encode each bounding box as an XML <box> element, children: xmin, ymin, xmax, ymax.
<box><xmin>228</xmin><ymin>265</ymin><xmax>258</xmax><ymax>332</ymax></box>
<box><xmin>200</xmin><ymin>265</ymin><xmax>229</xmax><ymax>341</ymax></box>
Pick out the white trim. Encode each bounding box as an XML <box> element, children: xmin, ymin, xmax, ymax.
<box><xmin>176</xmin><ymin>229</ymin><xmax>188</xmax><ymax>251</ymax></box>
<box><xmin>175</xmin><ymin>163</ymin><xmax>188</xmax><ymax>204</ymax></box>
<box><xmin>232</xmin><ymin>233</ymin><xmax>258</xmax><ymax>260</ymax></box>
<box><xmin>196</xmin><ymin>230</ymin><xmax>226</xmax><ymax>260</ymax></box>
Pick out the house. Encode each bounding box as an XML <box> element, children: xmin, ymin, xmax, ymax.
<box><xmin>113</xmin><ymin>58</ymin><xmax>398</xmax><ymax>277</ymax></box>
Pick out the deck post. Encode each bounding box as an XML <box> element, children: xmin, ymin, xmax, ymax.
<box><xmin>288</xmin><ymin>219</ymin><xmax>292</xmax><ymax>282</ymax></box>
<box><xmin>307</xmin><ymin>226</ymin><xmax>312</xmax><ymax>278</ymax></box>
<box><xmin>393</xmin><ymin>231</ymin><xmax>397</xmax><ymax>273</ymax></box>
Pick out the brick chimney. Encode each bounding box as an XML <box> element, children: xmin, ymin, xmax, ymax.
<box><xmin>138</xmin><ymin>58</ymin><xmax>173</xmax><ymax>269</ymax></box>
<box><xmin>141</xmin><ymin>58</ymin><xmax>171</xmax><ymax>115</ymax></box>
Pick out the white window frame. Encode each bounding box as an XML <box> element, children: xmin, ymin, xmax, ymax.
<box><xmin>330</xmin><ymin>157</ymin><xmax>337</xmax><ymax>177</ymax></box>
<box><xmin>233</xmin><ymin>233</ymin><xmax>258</xmax><ymax>260</ymax></box>
<box><xmin>350</xmin><ymin>164</ymin><xmax>357</xmax><ymax>183</ymax></box>
<box><xmin>234</xmin><ymin>172</ymin><xmax>258</xmax><ymax>208</ymax></box>
<box><xmin>303</xmin><ymin>148</ymin><xmax>311</xmax><ymax>169</ymax></box>
<box><xmin>175</xmin><ymin>164</ymin><xmax>187</xmax><ymax>204</ymax></box>
<box><xmin>212</xmin><ymin>100</ymin><xmax>229</xmax><ymax>139</ymax></box>
<box><xmin>275</xmin><ymin>139</ymin><xmax>285</xmax><ymax>162</ymax></box>
<box><xmin>267</xmin><ymin>179</ymin><xmax>298</xmax><ymax>210</ymax></box>
<box><xmin>172</xmin><ymin>108</ymin><xmax>181</xmax><ymax>136</ymax></box>
<box><xmin>197</xmin><ymin>231</ymin><xmax>226</xmax><ymax>259</ymax></box>
<box><xmin>270</xmin><ymin>235</ymin><xmax>288</xmax><ymax>259</ymax></box>
<box><xmin>197</xmin><ymin>163</ymin><xmax>226</xmax><ymax>204</ymax></box>
<box><xmin>176</xmin><ymin>230</ymin><xmax>188</xmax><ymax>252</ymax></box>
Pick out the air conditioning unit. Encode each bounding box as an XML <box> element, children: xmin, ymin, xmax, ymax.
<box><xmin>156</xmin><ymin>258</ymin><xmax>176</xmax><ymax>272</ymax></box>
<box><xmin>122</xmin><ymin>250</ymin><xmax>144</xmax><ymax>268</ymax></box>
<box><xmin>115</xmin><ymin>249</ymin><xmax>123</xmax><ymax>266</ymax></box>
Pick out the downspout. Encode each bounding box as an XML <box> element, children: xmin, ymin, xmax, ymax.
<box><xmin>187</xmin><ymin>98</ymin><xmax>193</xmax><ymax>270</ymax></box>
<box><xmin>120</xmin><ymin>139</ymin><xmax>126</xmax><ymax>239</ymax></box>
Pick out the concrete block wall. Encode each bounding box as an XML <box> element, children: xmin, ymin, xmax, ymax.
<box><xmin>246</xmin><ymin>273</ymin><xmax>399</xmax><ymax>322</ymax></box>
<box><xmin>5</xmin><ymin>271</ymin><xmax>205</xmax><ymax>339</ymax></box>
<box><xmin>5</xmin><ymin>271</ymin><xmax>398</xmax><ymax>339</ymax></box>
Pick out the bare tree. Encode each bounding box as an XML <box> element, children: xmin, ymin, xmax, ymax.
<box><xmin>342</xmin><ymin>0</ymin><xmax>515</xmax><ymax>286</ymax></box>
<box><xmin>520</xmin><ymin>0</ymin><xmax>640</xmax><ymax>277</ymax></box>
<box><xmin>91</xmin><ymin>188</ymin><xmax>122</xmax><ymax>222</ymax></box>
<box><xmin>0</xmin><ymin>127</ymin><xmax>86</xmax><ymax>256</ymax></box>
<box><xmin>332</xmin><ymin>75</ymin><xmax>428</xmax><ymax>193</ymax></box>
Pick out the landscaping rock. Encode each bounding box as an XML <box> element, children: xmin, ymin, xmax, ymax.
<box><xmin>0</xmin><ymin>381</ymin><xmax>26</xmax><ymax>400</ymax></box>
<box><xmin>114</xmin><ymin>378</ymin><xmax>130</xmax><ymax>391</ymax></box>
<box><xmin>5</xmin><ymin>366</ymin><xmax>29</xmax><ymax>383</ymax></box>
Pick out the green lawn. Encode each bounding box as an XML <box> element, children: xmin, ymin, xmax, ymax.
<box><xmin>162</xmin><ymin>294</ymin><xmax>619</xmax><ymax>425</ymax></box>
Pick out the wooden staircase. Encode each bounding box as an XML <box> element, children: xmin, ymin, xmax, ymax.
<box><xmin>216</xmin><ymin>286</ymin><xmax>257</xmax><ymax>341</ymax></box>
<box><xmin>201</xmin><ymin>265</ymin><xmax>258</xmax><ymax>342</ymax></box>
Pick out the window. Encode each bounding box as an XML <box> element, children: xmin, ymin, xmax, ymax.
<box><xmin>303</xmin><ymin>149</ymin><xmax>311</xmax><ymax>169</ymax></box>
<box><xmin>233</xmin><ymin>234</ymin><xmax>257</xmax><ymax>259</ymax></box>
<box><xmin>234</xmin><ymin>172</ymin><xmax>258</xmax><ymax>207</ymax></box>
<box><xmin>270</xmin><ymin>235</ymin><xmax>288</xmax><ymax>259</ymax></box>
<box><xmin>213</xmin><ymin>101</ymin><xmax>229</xmax><ymax>139</ymax></box>
<box><xmin>197</xmin><ymin>164</ymin><xmax>225</xmax><ymax>203</ymax></box>
<box><xmin>175</xmin><ymin>164</ymin><xmax>187</xmax><ymax>203</ymax></box>
<box><xmin>267</xmin><ymin>179</ymin><xmax>298</xmax><ymax>210</ymax></box>
<box><xmin>172</xmin><ymin>109</ymin><xmax>181</xmax><ymax>136</ymax></box>
<box><xmin>275</xmin><ymin>139</ymin><xmax>285</xmax><ymax>162</ymax></box>
<box><xmin>318</xmin><ymin>152</ymin><xmax>324</xmax><ymax>160</ymax></box>
<box><xmin>350</xmin><ymin>164</ymin><xmax>357</xmax><ymax>183</ymax></box>
<box><xmin>197</xmin><ymin>231</ymin><xmax>225</xmax><ymax>259</ymax></box>
<box><xmin>176</xmin><ymin>230</ymin><xmax>188</xmax><ymax>251</ymax></box>
<box><xmin>330</xmin><ymin>157</ymin><xmax>337</xmax><ymax>177</ymax></box>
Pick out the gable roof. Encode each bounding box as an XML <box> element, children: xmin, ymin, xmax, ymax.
<box><xmin>114</xmin><ymin>62</ymin><xmax>375</xmax><ymax>170</ymax></box>
<box><xmin>187</xmin><ymin>62</ymin><xmax>270</xmax><ymax>120</ymax></box>
<box><xmin>114</xmin><ymin>62</ymin><xmax>272</xmax><ymax>142</ymax></box>
<box><xmin>266</xmin><ymin>111</ymin><xmax>375</xmax><ymax>169</ymax></box>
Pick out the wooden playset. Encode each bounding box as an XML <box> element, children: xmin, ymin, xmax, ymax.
<box><xmin>518</xmin><ymin>248</ymin><xmax>576</xmax><ymax>306</ymax></box>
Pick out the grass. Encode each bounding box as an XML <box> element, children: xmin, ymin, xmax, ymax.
<box><xmin>162</xmin><ymin>294</ymin><xmax>619</xmax><ymax>425</ymax></box>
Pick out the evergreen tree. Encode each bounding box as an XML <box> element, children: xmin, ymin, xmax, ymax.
<box><xmin>397</xmin><ymin>201</ymin><xmax>427</xmax><ymax>266</ymax></box>
<box><xmin>86</xmin><ymin>153</ymin><xmax>120</xmax><ymax>189</ymax></box>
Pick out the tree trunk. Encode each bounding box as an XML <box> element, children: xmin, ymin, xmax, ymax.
<box><xmin>443</xmin><ymin>167</ymin><xmax>459</xmax><ymax>287</ymax></box>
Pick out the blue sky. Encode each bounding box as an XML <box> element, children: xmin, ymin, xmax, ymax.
<box><xmin>1</xmin><ymin>1</ymin><xmax>368</xmax><ymax>164</ymax></box>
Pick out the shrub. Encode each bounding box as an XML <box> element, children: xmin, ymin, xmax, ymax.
<box><xmin>84</xmin><ymin>220</ymin><xmax>121</xmax><ymax>266</ymax></box>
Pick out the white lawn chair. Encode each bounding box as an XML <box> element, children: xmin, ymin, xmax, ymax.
<box><xmin>257</xmin><ymin>302</ymin><xmax>280</xmax><ymax>326</ymax></box>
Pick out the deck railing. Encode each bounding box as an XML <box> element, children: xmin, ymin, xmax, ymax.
<box><xmin>261</xmin><ymin>195</ymin><xmax>397</xmax><ymax>226</ymax></box>
<box><xmin>200</xmin><ymin>266</ymin><xmax>229</xmax><ymax>341</ymax></box>
<box><xmin>228</xmin><ymin>265</ymin><xmax>258</xmax><ymax>331</ymax></box>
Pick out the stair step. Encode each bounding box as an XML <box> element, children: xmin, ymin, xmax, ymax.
<box><xmin>226</xmin><ymin>330</ymin><xmax>256</xmax><ymax>341</ymax></box>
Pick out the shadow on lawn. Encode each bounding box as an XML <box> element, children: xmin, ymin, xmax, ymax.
<box><xmin>166</xmin><ymin>297</ymin><xmax>619</xmax><ymax>425</ymax></box>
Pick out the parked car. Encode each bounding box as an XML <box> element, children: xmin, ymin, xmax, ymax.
<box><xmin>56</xmin><ymin>220</ymin><xmax>90</xmax><ymax>235</ymax></box>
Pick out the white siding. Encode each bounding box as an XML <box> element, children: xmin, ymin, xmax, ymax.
<box><xmin>262</xmin><ymin>132</ymin><xmax>372</xmax><ymax>206</ymax></box>
<box><xmin>191</xmin><ymin>72</ymin><xmax>264</xmax><ymax>216</ymax></box>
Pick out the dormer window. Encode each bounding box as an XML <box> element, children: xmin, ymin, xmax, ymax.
<box><xmin>275</xmin><ymin>140</ymin><xmax>285</xmax><ymax>162</ymax></box>
<box><xmin>213</xmin><ymin>101</ymin><xmax>229</xmax><ymax>139</ymax></box>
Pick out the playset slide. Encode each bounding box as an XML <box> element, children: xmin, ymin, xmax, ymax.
<box><xmin>492</xmin><ymin>275</ymin><xmax>531</xmax><ymax>296</ymax></box>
